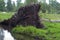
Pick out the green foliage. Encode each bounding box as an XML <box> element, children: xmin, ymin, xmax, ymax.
<box><xmin>16</xmin><ymin>0</ymin><xmax>24</xmax><ymax>9</ymax></box>
<box><xmin>49</xmin><ymin>0</ymin><xmax>60</xmax><ymax>13</ymax></box>
<box><xmin>25</xmin><ymin>0</ymin><xmax>38</xmax><ymax>5</ymax></box>
<box><xmin>17</xmin><ymin>0</ymin><xmax>21</xmax><ymax>7</ymax></box>
<box><xmin>0</xmin><ymin>12</ymin><xmax>14</xmax><ymax>21</ymax></box>
<box><xmin>12</xmin><ymin>21</ymin><xmax>60</xmax><ymax>40</ymax></box>
<box><xmin>40</xmin><ymin>3</ymin><xmax>47</xmax><ymax>13</ymax></box>
<box><xmin>12</xmin><ymin>26</ymin><xmax>46</xmax><ymax>36</ymax></box>
<box><xmin>7</xmin><ymin>0</ymin><xmax>13</xmax><ymax>11</ymax></box>
<box><xmin>12</xmin><ymin>1</ymin><xmax>16</xmax><ymax>12</ymax></box>
<box><xmin>40</xmin><ymin>0</ymin><xmax>60</xmax><ymax>14</ymax></box>
<box><xmin>43</xmin><ymin>22</ymin><xmax>60</xmax><ymax>40</ymax></box>
<box><xmin>0</xmin><ymin>0</ymin><xmax>5</xmax><ymax>11</ymax></box>
<box><xmin>12</xmin><ymin>26</ymin><xmax>47</xmax><ymax>40</ymax></box>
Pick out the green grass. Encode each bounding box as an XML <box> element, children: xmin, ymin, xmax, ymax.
<box><xmin>0</xmin><ymin>12</ymin><xmax>14</xmax><ymax>21</ymax></box>
<box><xmin>0</xmin><ymin>12</ymin><xmax>60</xmax><ymax>40</ymax></box>
<box><xmin>12</xmin><ymin>26</ymin><xmax>47</xmax><ymax>40</ymax></box>
<box><xmin>40</xmin><ymin>13</ymin><xmax>60</xmax><ymax>20</ymax></box>
<box><xmin>12</xmin><ymin>22</ymin><xmax>60</xmax><ymax>40</ymax></box>
<box><xmin>44</xmin><ymin>22</ymin><xmax>60</xmax><ymax>40</ymax></box>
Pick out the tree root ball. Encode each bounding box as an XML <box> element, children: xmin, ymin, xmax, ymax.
<box><xmin>0</xmin><ymin>3</ymin><xmax>44</xmax><ymax>32</ymax></box>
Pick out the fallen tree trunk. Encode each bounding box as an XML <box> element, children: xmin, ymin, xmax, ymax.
<box><xmin>42</xmin><ymin>18</ymin><xmax>60</xmax><ymax>22</ymax></box>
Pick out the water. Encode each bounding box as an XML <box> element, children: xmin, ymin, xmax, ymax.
<box><xmin>0</xmin><ymin>29</ymin><xmax>15</xmax><ymax>40</ymax></box>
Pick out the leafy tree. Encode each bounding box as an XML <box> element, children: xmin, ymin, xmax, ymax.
<box><xmin>7</xmin><ymin>0</ymin><xmax>13</xmax><ymax>11</ymax></box>
<box><xmin>40</xmin><ymin>0</ymin><xmax>47</xmax><ymax>13</ymax></box>
<box><xmin>40</xmin><ymin>0</ymin><xmax>60</xmax><ymax>14</ymax></box>
<box><xmin>49</xmin><ymin>0</ymin><xmax>60</xmax><ymax>13</ymax></box>
<box><xmin>0</xmin><ymin>0</ymin><xmax>5</xmax><ymax>11</ymax></box>
<box><xmin>17</xmin><ymin>0</ymin><xmax>21</xmax><ymax>9</ymax></box>
<box><xmin>41</xmin><ymin>3</ymin><xmax>47</xmax><ymax>13</ymax></box>
<box><xmin>25</xmin><ymin>0</ymin><xmax>38</xmax><ymax>5</ymax></box>
<box><xmin>12</xmin><ymin>1</ymin><xmax>16</xmax><ymax>11</ymax></box>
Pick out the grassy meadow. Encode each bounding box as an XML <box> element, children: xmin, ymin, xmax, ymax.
<box><xmin>0</xmin><ymin>12</ymin><xmax>60</xmax><ymax>40</ymax></box>
<box><xmin>40</xmin><ymin>13</ymin><xmax>60</xmax><ymax>20</ymax></box>
<box><xmin>0</xmin><ymin>12</ymin><xmax>14</xmax><ymax>21</ymax></box>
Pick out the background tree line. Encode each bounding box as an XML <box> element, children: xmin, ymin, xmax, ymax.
<box><xmin>0</xmin><ymin>0</ymin><xmax>60</xmax><ymax>14</ymax></box>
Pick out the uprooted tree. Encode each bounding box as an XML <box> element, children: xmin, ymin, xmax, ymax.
<box><xmin>0</xmin><ymin>3</ymin><xmax>44</xmax><ymax>32</ymax></box>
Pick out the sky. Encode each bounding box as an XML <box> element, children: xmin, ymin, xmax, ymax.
<box><xmin>57</xmin><ymin>0</ymin><xmax>60</xmax><ymax>3</ymax></box>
